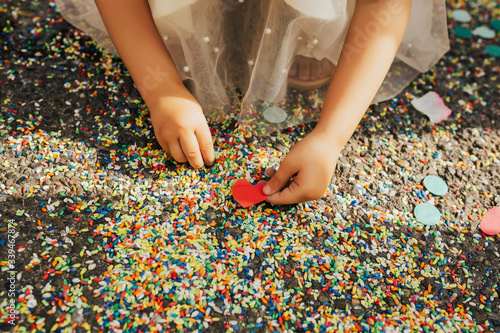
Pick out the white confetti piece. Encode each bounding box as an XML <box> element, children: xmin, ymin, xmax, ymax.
<box><xmin>263</xmin><ymin>106</ymin><xmax>288</xmax><ymax>123</ymax></box>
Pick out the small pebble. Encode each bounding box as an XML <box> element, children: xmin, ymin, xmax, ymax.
<box><xmin>494</xmin><ymin>195</ymin><xmax>500</xmax><ymax>204</ymax></box>
<box><xmin>396</xmin><ymin>159</ymin><xmax>410</xmax><ymax>168</ymax></box>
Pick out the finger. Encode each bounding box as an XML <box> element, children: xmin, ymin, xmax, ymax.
<box><xmin>163</xmin><ymin>143</ymin><xmax>171</xmax><ymax>156</ymax></box>
<box><xmin>265</xmin><ymin>167</ymin><xmax>293</xmax><ymax>188</ymax></box>
<box><xmin>266</xmin><ymin>167</ymin><xmax>276</xmax><ymax>177</ymax></box>
<box><xmin>156</xmin><ymin>139</ymin><xmax>170</xmax><ymax>155</ymax></box>
<box><xmin>195</xmin><ymin>125</ymin><xmax>215</xmax><ymax>166</ymax></box>
<box><xmin>265</xmin><ymin>180</ymin><xmax>302</xmax><ymax>205</ymax></box>
<box><xmin>262</xmin><ymin>161</ymin><xmax>297</xmax><ymax>196</ymax></box>
<box><xmin>153</xmin><ymin>132</ymin><xmax>170</xmax><ymax>154</ymax></box>
<box><xmin>169</xmin><ymin>140</ymin><xmax>188</xmax><ymax>163</ymax></box>
<box><xmin>180</xmin><ymin>133</ymin><xmax>204</xmax><ymax>169</ymax></box>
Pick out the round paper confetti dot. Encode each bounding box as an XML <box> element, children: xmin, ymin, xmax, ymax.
<box><xmin>474</xmin><ymin>26</ymin><xmax>496</xmax><ymax>39</ymax></box>
<box><xmin>423</xmin><ymin>175</ymin><xmax>448</xmax><ymax>196</ymax></box>
<box><xmin>414</xmin><ymin>203</ymin><xmax>441</xmax><ymax>226</ymax></box>
<box><xmin>491</xmin><ymin>19</ymin><xmax>500</xmax><ymax>31</ymax></box>
<box><xmin>452</xmin><ymin>9</ymin><xmax>472</xmax><ymax>23</ymax></box>
<box><xmin>453</xmin><ymin>27</ymin><xmax>472</xmax><ymax>38</ymax></box>
<box><xmin>263</xmin><ymin>106</ymin><xmax>288</xmax><ymax>123</ymax></box>
<box><xmin>485</xmin><ymin>45</ymin><xmax>500</xmax><ymax>57</ymax></box>
<box><xmin>480</xmin><ymin>207</ymin><xmax>500</xmax><ymax>235</ymax></box>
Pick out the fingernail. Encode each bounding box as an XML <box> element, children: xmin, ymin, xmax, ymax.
<box><xmin>263</xmin><ymin>185</ymin><xmax>271</xmax><ymax>195</ymax></box>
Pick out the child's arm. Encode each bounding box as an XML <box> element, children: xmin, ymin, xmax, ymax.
<box><xmin>94</xmin><ymin>0</ymin><xmax>214</xmax><ymax>168</ymax></box>
<box><xmin>264</xmin><ymin>0</ymin><xmax>412</xmax><ymax>204</ymax></box>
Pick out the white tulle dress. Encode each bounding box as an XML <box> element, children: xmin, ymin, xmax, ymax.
<box><xmin>55</xmin><ymin>0</ymin><xmax>450</xmax><ymax>131</ymax></box>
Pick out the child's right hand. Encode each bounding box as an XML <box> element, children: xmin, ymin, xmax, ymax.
<box><xmin>148</xmin><ymin>87</ymin><xmax>215</xmax><ymax>169</ymax></box>
<box><xmin>262</xmin><ymin>129</ymin><xmax>341</xmax><ymax>204</ymax></box>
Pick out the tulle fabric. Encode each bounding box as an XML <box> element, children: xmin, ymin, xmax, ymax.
<box><xmin>55</xmin><ymin>0</ymin><xmax>449</xmax><ymax>133</ymax></box>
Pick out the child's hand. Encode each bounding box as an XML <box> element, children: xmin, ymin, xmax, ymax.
<box><xmin>93</xmin><ymin>0</ymin><xmax>214</xmax><ymax>168</ymax></box>
<box><xmin>149</xmin><ymin>88</ymin><xmax>214</xmax><ymax>168</ymax></box>
<box><xmin>263</xmin><ymin>130</ymin><xmax>341</xmax><ymax>205</ymax></box>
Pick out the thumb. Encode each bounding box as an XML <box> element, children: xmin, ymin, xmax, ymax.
<box><xmin>263</xmin><ymin>162</ymin><xmax>296</xmax><ymax>196</ymax></box>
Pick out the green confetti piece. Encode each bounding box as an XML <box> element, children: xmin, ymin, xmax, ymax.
<box><xmin>452</xmin><ymin>9</ymin><xmax>471</xmax><ymax>23</ymax></box>
<box><xmin>491</xmin><ymin>19</ymin><xmax>500</xmax><ymax>31</ymax></box>
<box><xmin>485</xmin><ymin>45</ymin><xmax>500</xmax><ymax>57</ymax></box>
<box><xmin>474</xmin><ymin>26</ymin><xmax>496</xmax><ymax>39</ymax></box>
<box><xmin>423</xmin><ymin>175</ymin><xmax>448</xmax><ymax>196</ymax></box>
<box><xmin>453</xmin><ymin>26</ymin><xmax>472</xmax><ymax>38</ymax></box>
<box><xmin>414</xmin><ymin>203</ymin><xmax>441</xmax><ymax>226</ymax></box>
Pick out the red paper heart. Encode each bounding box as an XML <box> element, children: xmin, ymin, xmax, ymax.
<box><xmin>232</xmin><ymin>179</ymin><xmax>268</xmax><ymax>208</ymax></box>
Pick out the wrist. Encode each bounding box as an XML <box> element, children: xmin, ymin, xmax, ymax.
<box><xmin>140</xmin><ymin>81</ymin><xmax>194</xmax><ymax>109</ymax></box>
<box><xmin>311</xmin><ymin>125</ymin><xmax>346</xmax><ymax>151</ymax></box>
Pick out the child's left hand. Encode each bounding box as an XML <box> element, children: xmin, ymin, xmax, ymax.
<box><xmin>263</xmin><ymin>130</ymin><xmax>342</xmax><ymax>205</ymax></box>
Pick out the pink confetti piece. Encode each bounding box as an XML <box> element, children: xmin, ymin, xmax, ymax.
<box><xmin>480</xmin><ymin>206</ymin><xmax>500</xmax><ymax>236</ymax></box>
<box><xmin>411</xmin><ymin>91</ymin><xmax>452</xmax><ymax>123</ymax></box>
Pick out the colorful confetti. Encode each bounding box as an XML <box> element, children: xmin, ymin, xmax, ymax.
<box><xmin>0</xmin><ymin>1</ymin><xmax>499</xmax><ymax>333</ymax></box>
